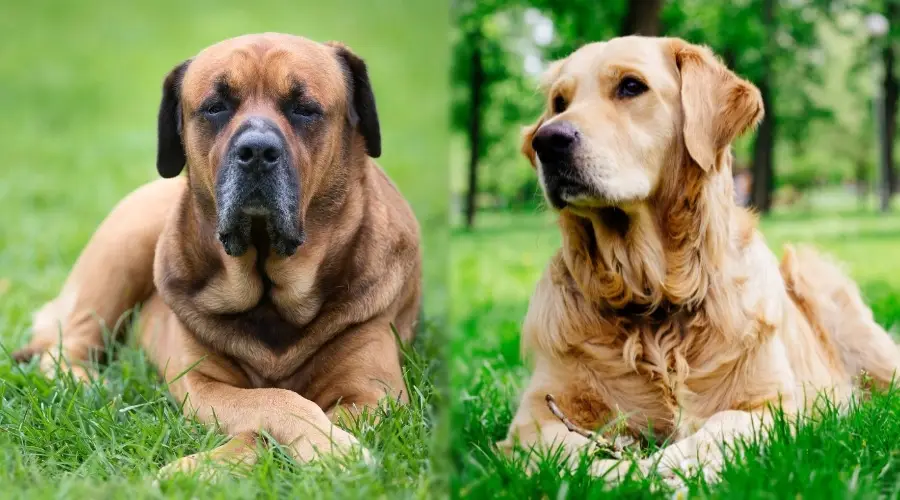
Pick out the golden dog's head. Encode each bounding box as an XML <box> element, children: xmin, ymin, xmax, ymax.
<box><xmin>156</xmin><ymin>33</ymin><xmax>380</xmax><ymax>257</ymax></box>
<box><xmin>523</xmin><ymin>36</ymin><xmax>763</xmax><ymax>214</ymax></box>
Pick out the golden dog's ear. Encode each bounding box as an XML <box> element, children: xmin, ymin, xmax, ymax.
<box><xmin>522</xmin><ymin>58</ymin><xmax>567</xmax><ymax>168</ymax></box>
<box><xmin>672</xmin><ymin>40</ymin><xmax>764</xmax><ymax>171</ymax></box>
<box><xmin>521</xmin><ymin>116</ymin><xmax>546</xmax><ymax>169</ymax></box>
<box><xmin>327</xmin><ymin>42</ymin><xmax>381</xmax><ymax>158</ymax></box>
<box><xmin>157</xmin><ymin>59</ymin><xmax>191</xmax><ymax>178</ymax></box>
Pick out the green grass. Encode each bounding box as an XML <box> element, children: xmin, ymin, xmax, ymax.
<box><xmin>450</xmin><ymin>207</ymin><xmax>900</xmax><ymax>499</ymax></box>
<box><xmin>0</xmin><ymin>1</ymin><xmax>448</xmax><ymax>498</ymax></box>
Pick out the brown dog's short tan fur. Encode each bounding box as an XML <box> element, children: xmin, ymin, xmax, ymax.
<box><xmin>14</xmin><ymin>33</ymin><xmax>421</xmax><ymax>475</ymax></box>
<box><xmin>502</xmin><ymin>36</ymin><xmax>900</xmax><ymax>482</ymax></box>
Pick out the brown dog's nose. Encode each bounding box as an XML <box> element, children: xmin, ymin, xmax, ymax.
<box><xmin>233</xmin><ymin>129</ymin><xmax>284</xmax><ymax>172</ymax></box>
<box><xmin>532</xmin><ymin>121</ymin><xmax>579</xmax><ymax>162</ymax></box>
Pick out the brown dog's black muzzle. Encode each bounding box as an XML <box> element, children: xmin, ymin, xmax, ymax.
<box><xmin>216</xmin><ymin>116</ymin><xmax>303</xmax><ymax>258</ymax></box>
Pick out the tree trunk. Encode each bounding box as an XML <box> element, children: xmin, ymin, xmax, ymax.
<box><xmin>751</xmin><ymin>80</ymin><xmax>776</xmax><ymax>213</ymax></box>
<box><xmin>464</xmin><ymin>33</ymin><xmax>485</xmax><ymax>229</ymax></box>
<box><xmin>723</xmin><ymin>47</ymin><xmax>738</xmax><ymax>72</ymax></box>
<box><xmin>856</xmin><ymin>159</ymin><xmax>869</xmax><ymax>210</ymax></box>
<box><xmin>750</xmin><ymin>0</ymin><xmax>776</xmax><ymax>213</ymax></box>
<box><xmin>620</xmin><ymin>0</ymin><xmax>665</xmax><ymax>36</ymax></box>
<box><xmin>882</xmin><ymin>3</ymin><xmax>898</xmax><ymax>202</ymax></box>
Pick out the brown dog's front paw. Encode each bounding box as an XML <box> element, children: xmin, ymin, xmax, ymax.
<box><xmin>156</xmin><ymin>434</ymin><xmax>259</xmax><ymax>483</ymax></box>
<box><xmin>288</xmin><ymin>426</ymin><xmax>373</xmax><ymax>467</ymax></box>
<box><xmin>156</xmin><ymin>452</ymin><xmax>251</xmax><ymax>483</ymax></box>
<box><xmin>14</xmin><ymin>345</ymin><xmax>97</xmax><ymax>383</ymax></box>
<box><xmin>157</xmin><ymin>453</ymin><xmax>221</xmax><ymax>483</ymax></box>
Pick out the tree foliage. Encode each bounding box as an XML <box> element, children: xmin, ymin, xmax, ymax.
<box><xmin>452</xmin><ymin>0</ymin><xmax>897</xmax><ymax>220</ymax></box>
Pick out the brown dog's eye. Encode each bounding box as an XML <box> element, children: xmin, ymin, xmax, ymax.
<box><xmin>200</xmin><ymin>99</ymin><xmax>234</xmax><ymax>129</ymax></box>
<box><xmin>290</xmin><ymin>102</ymin><xmax>322</xmax><ymax>119</ymax></box>
<box><xmin>552</xmin><ymin>95</ymin><xmax>567</xmax><ymax>114</ymax></box>
<box><xmin>207</xmin><ymin>102</ymin><xmax>226</xmax><ymax>114</ymax></box>
<box><xmin>617</xmin><ymin>77</ymin><xmax>649</xmax><ymax>98</ymax></box>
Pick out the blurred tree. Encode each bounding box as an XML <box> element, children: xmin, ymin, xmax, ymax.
<box><xmin>453</xmin><ymin>0</ymin><xmax>517</xmax><ymax>228</ymax></box>
<box><xmin>879</xmin><ymin>0</ymin><xmax>898</xmax><ymax>210</ymax></box>
<box><xmin>452</xmin><ymin>0</ymin><xmax>860</xmax><ymax>221</ymax></box>
<box><xmin>621</xmin><ymin>0</ymin><xmax>666</xmax><ymax>36</ymax></box>
<box><xmin>848</xmin><ymin>0</ymin><xmax>899</xmax><ymax>211</ymax></box>
<box><xmin>750</xmin><ymin>0</ymin><xmax>778</xmax><ymax>212</ymax></box>
<box><xmin>665</xmin><ymin>0</ymin><xmax>838</xmax><ymax>213</ymax></box>
<box><xmin>464</xmin><ymin>29</ymin><xmax>485</xmax><ymax>229</ymax></box>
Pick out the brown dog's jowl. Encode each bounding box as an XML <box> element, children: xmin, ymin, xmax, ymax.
<box><xmin>14</xmin><ymin>33</ymin><xmax>422</xmax><ymax>477</ymax></box>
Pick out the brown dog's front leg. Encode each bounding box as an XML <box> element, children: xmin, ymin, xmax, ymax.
<box><xmin>158</xmin><ymin>371</ymin><xmax>370</xmax><ymax>479</ymax></box>
<box><xmin>301</xmin><ymin>319</ymin><xmax>410</xmax><ymax>424</ymax></box>
<box><xmin>14</xmin><ymin>179</ymin><xmax>184</xmax><ymax>380</ymax></box>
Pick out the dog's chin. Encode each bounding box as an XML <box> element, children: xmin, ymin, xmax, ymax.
<box><xmin>544</xmin><ymin>177</ymin><xmax>647</xmax><ymax>213</ymax></box>
<box><xmin>543</xmin><ymin>180</ymin><xmax>617</xmax><ymax>212</ymax></box>
<box><xmin>216</xmin><ymin>207</ymin><xmax>304</xmax><ymax>258</ymax></box>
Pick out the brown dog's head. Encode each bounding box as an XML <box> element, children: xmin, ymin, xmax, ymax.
<box><xmin>522</xmin><ymin>36</ymin><xmax>763</xmax><ymax>214</ymax></box>
<box><xmin>156</xmin><ymin>33</ymin><xmax>380</xmax><ymax>257</ymax></box>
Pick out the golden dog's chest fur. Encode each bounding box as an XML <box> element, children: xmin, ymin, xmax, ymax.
<box><xmin>521</xmin><ymin>199</ymin><xmax>873</xmax><ymax>445</ymax></box>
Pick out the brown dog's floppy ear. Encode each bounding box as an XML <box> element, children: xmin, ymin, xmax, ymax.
<box><xmin>673</xmin><ymin>40</ymin><xmax>764</xmax><ymax>171</ymax></box>
<box><xmin>327</xmin><ymin>42</ymin><xmax>381</xmax><ymax>158</ymax></box>
<box><xmin>157</xmin><ymin>59</ymin><xmax>190</xmax><ymax>178</ymax></box>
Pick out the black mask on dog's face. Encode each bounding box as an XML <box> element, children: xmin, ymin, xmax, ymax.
<box><xmin>213</xmin><ymin>114</ymin><xmax>303</xmax><ymax>258</ymax></box>
<box><xmin>153</xmin><ymin>35</ymin><xmax>381</xmax><ymax>258</ymax></box>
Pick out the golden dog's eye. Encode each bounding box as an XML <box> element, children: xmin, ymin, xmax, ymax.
<box><xmin>552</xmin><ymin>95</ymin><xmax>567</xmax><ymax>114</ymax></box>
<box><xmin>617</xmin><ymin>77</ymin><xmax>649</xmax><ymax>99</ymax></box>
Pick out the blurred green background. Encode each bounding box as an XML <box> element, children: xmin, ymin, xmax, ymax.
<box><xmin>451</xmin><ymin>0</ymin><xmax>900</xmax><ymax>219</ymax></box>
<box><xmin>450</xmin><ymin>0</ymin><xmax>900</xmax><ymax>497</ymax></box>
<box><xmin>0</xmin><ymin>1</ymin><xmax>449</xmax><ymax>497</ymax></box>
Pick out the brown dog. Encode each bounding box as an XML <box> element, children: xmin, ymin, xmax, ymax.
<box><xmin>13</xmin><ymin>33</ymin><xmax>421</xmax><ymax>475</ymax></box>
<box><xmin>501</xmin><ymin>36</ymin><xmax>900</xmax><ymax>484</ymax></box>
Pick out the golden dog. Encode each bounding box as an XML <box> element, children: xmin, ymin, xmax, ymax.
<box><xmin>501</xmin><ymin>36</ymin><xmax>900</xmax><ymax>483</ymax></box>
<box><xmin>14</xmin><ymin>33</ymin><xmax>421</xmax><ymax>475</ymax></box>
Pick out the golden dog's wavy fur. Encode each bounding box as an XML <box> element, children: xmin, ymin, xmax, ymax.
<box><xmin>503</xmin><ymin>37</ymin><xmax>900</xmax><ymax>482</ymax></box>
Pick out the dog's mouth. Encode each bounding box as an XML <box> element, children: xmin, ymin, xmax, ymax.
<box><xmin>214</xmin><ymin>116</ymin><xmax>305</xmax><ymax>258</ymax></box>
<box><xmin>217</xmin><ymin>208</ymin><xmax>305</xmax><ymax>258</ymax></box>
<box><xmin>542</xmin><ymin>172</ymin><xmax>612</xmax><ymax>211</ymax></box>
<box><xmin>215</xmin><ymin>174</ymin><xmax>304</xmax><ymax>258</ymax></box>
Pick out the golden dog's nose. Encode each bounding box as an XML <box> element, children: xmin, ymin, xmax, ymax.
<box><xmin>532</xmin><ymin>121</ymin><xmax>579</xmax><ymax>163</ymax></box>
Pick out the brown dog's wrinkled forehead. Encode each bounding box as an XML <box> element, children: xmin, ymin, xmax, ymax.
<box><xmin>180</xmin><ymin>33</ymin><xmax>347</xmax><ymax>109</ymax></box>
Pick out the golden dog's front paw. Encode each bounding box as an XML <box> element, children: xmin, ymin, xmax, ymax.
<box><xmin>656</xmin><ymin>455</ymin><xmax>723</xmax><ymax>488</ymax></box>
<box><xmin>590</xmin><ymin>457</ymin><xmax>650</xmax><ymax>484</ymax></box>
